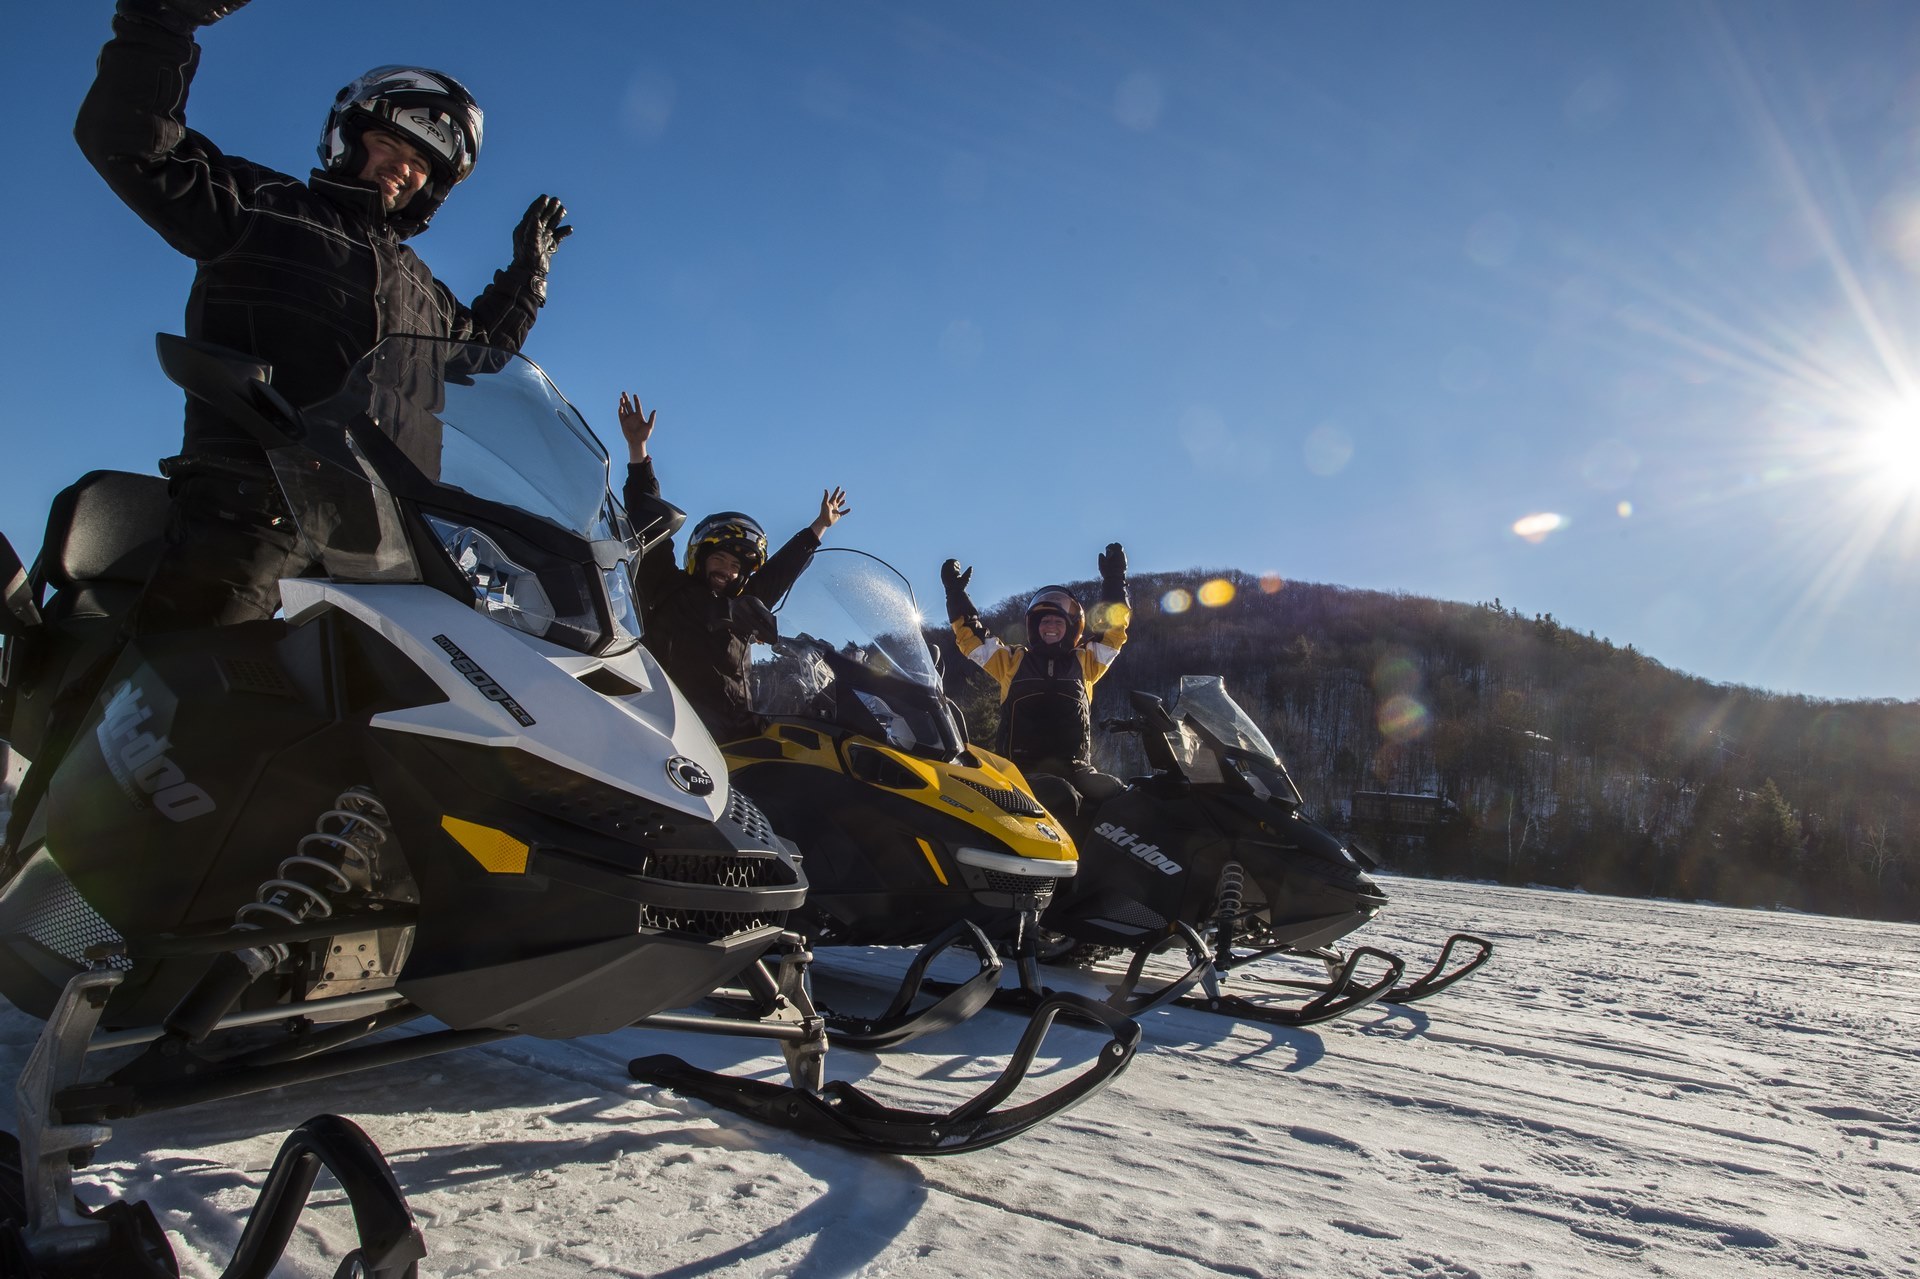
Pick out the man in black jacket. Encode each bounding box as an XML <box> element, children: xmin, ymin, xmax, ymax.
<box><xmin>75</xmin><ymin>0</ymin><xmax>571</xmax><ymax>631</ymax></box>
<box><xmin>5</xmin><ymin>0</ymin><xmax>573</xmax><ymax>865</ymax></box>
<box><xmin>617</xmin><ymin>392</ymin><xmax>851</xmax><ymax>742</ymax></box>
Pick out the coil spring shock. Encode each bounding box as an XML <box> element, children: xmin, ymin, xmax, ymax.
<box><xmin>235</xmin><ymin>787</ymin><xmax>393</xmax><ymax>932</ymax></box>
<box><xmin>1213</xmin><ymin>861</ymin><xmax>1246</xmax><ymax>926</ymax></box>
<box><xmin>1212</xmin><ymin>861</ymin><xmax>1246</xmax><ymax>960</ymax></box>
<box><xmin>161</xmin><ymin>788</ymin><xmax>392</xmax><ymax>1044</ymax></box>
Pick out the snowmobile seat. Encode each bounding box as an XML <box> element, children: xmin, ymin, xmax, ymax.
<box><xmin>3</xmin><ymin>472</ymin><xmax>169</xmax><ymax>759</ymax></box>
<box><xmin>38</xmin><ymin>470</ymin><xmax>171</xmax><ymax>617</ymax></box>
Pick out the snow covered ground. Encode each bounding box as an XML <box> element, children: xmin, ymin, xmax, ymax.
<box><xmin>4</xmin><ymin>876</ymin><xmax>1917</xmax><ymax>1278</ymax></box>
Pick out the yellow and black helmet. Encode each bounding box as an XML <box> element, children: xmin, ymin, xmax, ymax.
<box><xmin>685</xmin><ymin>512</ymin><xmax>768</xmax><ymax>578</ymax></box>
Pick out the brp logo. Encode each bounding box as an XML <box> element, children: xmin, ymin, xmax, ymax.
<box><xmin>666</xmin><ymin>756</ymin><xmax>715</xmax><ymax>796</ymax></box>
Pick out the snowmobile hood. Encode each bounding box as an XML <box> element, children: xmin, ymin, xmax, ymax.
<box><xmin>283</xmin><ymin>579</ymin><xmax>729</xmax><ymax>821</ymax></box>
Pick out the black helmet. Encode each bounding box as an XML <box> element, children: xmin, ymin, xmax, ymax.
<box><xmin>1025</xmin><ymin>586</ymin><xmax>1084</xmax><ymax>652</ymax></box>
<box><xmin>685</xmin><ymin>512</ymin><xmax>768</xmax><ymax>584</ymax></box>
<box><xmin>319</xmin><ymin>66</ymin><xmax>483</xmax><ymax>230</ymax></box>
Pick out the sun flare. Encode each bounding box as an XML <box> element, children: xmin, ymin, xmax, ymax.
<box><xmin>1859</xmin><ymin>397</ymin><xmax>1920</xmax><ymax>496</ymax></box>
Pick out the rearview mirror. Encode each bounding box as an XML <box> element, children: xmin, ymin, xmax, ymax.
<box><xmin>1127</xmin><ymin>689</ymin><xmax>1179</xmax><ymax>734</ymax></box>
<box><xmin>155</xmin><ymin>333</ymin><xmax>304</xmax><ymax>449</ymax></box>
<box><xmin>627</xmin><ymin>493</ymin><xmax>687</xmax><ymax>555</ymax></box>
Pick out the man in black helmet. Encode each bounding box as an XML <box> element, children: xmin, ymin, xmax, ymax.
<box><xmin>74</xmin><ymin>0</ymin><xmax>571</xmax><ymax>633</ymax></box>
<box><xmin>618</xmin><ymin>393</ymin><xmax>851</xmax><ymax>742</ymax></box>
<box><xmin>3</xmin><ymin>0</ymin><xmax>574</xmax><ymax>866</ymax></box>
<box><xmin>941</xmin><ymin>547</ymin><xmax>1131</xmax><ymax>818</ymax></box>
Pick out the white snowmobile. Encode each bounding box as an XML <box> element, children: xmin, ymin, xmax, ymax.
<box><xmin>0</xmin><ymin>334</ymin><xmax>1139</xmax><ymax>1276</ymax></box>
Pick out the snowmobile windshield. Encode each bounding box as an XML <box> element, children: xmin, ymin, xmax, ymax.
<box><xmin>303</xmin><ymin>336</ymin><xmax>618</xmax><ymax>541</ymax></box>
<box><xmin>770</xmin><ymin>550</ymin><xmax>941</xmax><ymax>691</ymax></box>
<box><xmin>1166</xmin><ymin>676</ymin><xmax>1304</xmax><ymax>803</ymax></box>
<box><xmin>751</xmin><ymin>549</ymin><xmax>960</xmax><ymax>755</ymax></box>
<box><xmin>277</xmin><ymin>336</ymin><xmax>642</xmax><ymax>654</ymax></box>
<box><xmin>1171</xmin><ymin>676</ymin><xmax>1279</xmax><ymax>763</ymax></box>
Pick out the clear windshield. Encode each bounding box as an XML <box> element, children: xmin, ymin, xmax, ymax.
<box><xmin>1170</xmin><ymin>676</ymin><xmax>1280</xmax><ymax>764</ymax></box>
<box><xmin>302</xmin><ymin>336</ymin><xmax>617</xmax><ymax>541</ymax></box>
<box><xmin>750</xmin><ymin>550</ymin><xmax>954</xmax><ymax>752</ymax></box>
<box><xmin>764</xmin><ymin>549</ymin><xmax>942</xmax><ymax>690</ymax></box>
<box><xmin>268</xmin><ymin>337</ymin><xmax>639</xmax><ymax>653</ymax></box>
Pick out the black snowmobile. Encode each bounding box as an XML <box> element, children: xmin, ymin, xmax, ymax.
<box><xmin>722</xmin><ymin>549</ymin><xmax>1084</xmax><ymax>1048</ymax></box>
<box><xmin>0</xmin><ymin>335</ymin><xmax>1138</xmax><ymax>1276</ymax></box>
<box><xmin>1037</xmin><ymin>676</ymin><xmax>1491</xmax><ymax>1027</ymax></box>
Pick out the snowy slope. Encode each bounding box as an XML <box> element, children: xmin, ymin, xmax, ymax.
<box><xmin>3</xmin><ymin>877</ymin><xmax>1916</xmax><ymax>1278</ymax></box>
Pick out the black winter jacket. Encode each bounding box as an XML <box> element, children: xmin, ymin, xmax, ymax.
<box><xmin>74</xmin><ymin>9</ymin><xmax>546</xmax><ymax>456</ymax></box>
<box><xmin>625</xmin><ymin>461</ymin><xmax>819</xmax><ymax>742</ymax></box>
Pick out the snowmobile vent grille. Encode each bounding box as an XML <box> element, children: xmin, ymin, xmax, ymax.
<box><xmin>956</xmin><ymin>778</ymin><xmax>1047</xmax><ymax>817</ymax></box>
<box><xmin>634</xmin><ymin>853</ymin><xmax>786</xmax><ymax>939</ymax></box>
<box><xmin>638</xmin><ymin>904</ymin><xmax>780</xmax><ymax>939</ymax></box>
<box><xmin>723</xmin><ymin>789</ymin><xmax>776</xmax><ymax>846</ymax></box>
<box><xmin>646</xmin><ymin>851</ymin><xmax>770</xmax><ymax>892</ymax></box>
<box><xmin>216</xmin><ymin>656</ymin><xmax>298</xmax><ymax>699</ymax></box>
<box><xmin>980</xmin><ymin>871</ymin><xmax>1056</xmax><ymax>904</ymax></box>
<box><xmin>1088</xmin><ymin>895</ymin><xmax>1169</xmax><ymax>931</ymax></box>
<box><xmin>0</xmin><ymin>853</ymin><xmax>132</xmax><ymax>970</ymax></box>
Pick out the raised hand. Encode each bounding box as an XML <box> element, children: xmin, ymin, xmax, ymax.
<box><xmin>812</xmin><ymin>486</ymin><xmax>852</xmax><ymax>537</ymax></box>
<box><xmin>617</xmin><ymin>391</ymin><xmax>655</xmax><ymax>461</ymax></box>
<box><xmin>512</xmin><ymin>195</ymin><xmax>573</xmax><ymax>283</ymax></box>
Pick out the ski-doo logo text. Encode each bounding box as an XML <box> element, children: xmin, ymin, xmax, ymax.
<box><xmin>432</xmin><ymin>635</ymin><xmax>536</xmax><ymax>727</ymax></box>
<box><xmin>94</xmin><ymin>681</ymin><xmax>216</xmax><ymax>822</ymax></box>
<box><xmin>1094</xmin><ymin>820</ymin><xmax>1181</xmax><ymax>875</ymax></box>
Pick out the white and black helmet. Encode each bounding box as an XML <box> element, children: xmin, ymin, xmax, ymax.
<box><xmin>319</xmin><ymin>65</ymin><xmax>483</xmax><ymax>227</ymax></box>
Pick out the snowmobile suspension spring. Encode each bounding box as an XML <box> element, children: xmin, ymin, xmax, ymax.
<box><xmin>235</xmin><ymin>787</ymin><xmax>393</xmax><ymax>931</ymax></box>
<box><xmin>1214</xmin><ymin>861</ymin><xmax>1246</xmax><ymax>927</ymax></box>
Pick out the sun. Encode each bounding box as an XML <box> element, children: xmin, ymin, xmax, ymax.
<box><xmin>1858</xmin><ymin>397</ymin><xmax>1920</xmax><ymax>497</ymax></box>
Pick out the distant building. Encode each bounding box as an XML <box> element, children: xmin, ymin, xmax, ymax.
<box><xmin>1349</xmin><ymin>790</ymin><xmax>1462</xmax><ymax>834</ymax></box>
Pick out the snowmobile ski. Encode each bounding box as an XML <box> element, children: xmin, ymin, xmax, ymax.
<box><xmin>1177</xmin><ymin>944</ymin><xmax>1407</xmax><ymax>1027</ymax></box>
<box><xmin>1382</xmin><ymin>932</ymin><xmax>1494</xmax><ymax>1003</ymax></box>
<box><xmin>630</xmin><ymin>990</ymin><xmax>1140</xmax><ymax>1155</ymax></box>
<box><xmin>3</xmin><ymin>967</ymin><xmax>426</xmax><ymax>1278</ymax></box>
<box><xmin>809</xmin><ymin>919</ymin><xmax>1007</xmax><ymax>1051</ymax></box>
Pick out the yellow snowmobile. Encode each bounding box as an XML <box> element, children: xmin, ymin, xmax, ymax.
<box><xmin>722</xmin><ymin>548</ymin><xmax>1081</xmax><ymax>1047</ymax></box>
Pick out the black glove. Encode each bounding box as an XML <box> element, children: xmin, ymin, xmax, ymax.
<box><xmin>940</xmin><ymin>559</ymin><xmax>974</xmax><ymax>622</ymax></box>
<box><xmin>512</xmin><ymin>195</ymin><xmax>573</xmax><ymax>298</ymax></box>
<box><xmin>118</xmin><ymin>0</ymin><xmax>250</xmax><ymax>33</ymax></box>
<box><xmin>726</xmin><ymin>595</ymin><xmax>779</xmax><ymax>644</ymax></box>
<box><xmin>1097</xmin><ymin>542</ymin><xmax>1128</xmax><ymax>603</ymax></box>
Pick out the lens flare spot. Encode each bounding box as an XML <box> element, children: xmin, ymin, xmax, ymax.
<box><xmin>1114</xmin><ymin>71</ymin><xmax>1166</xmax><ymax>131</ymax></box>
<box><xmin>1303</xmin><ymin>422</ymin><xmax>1354</xmax><ymax>477</ymax></box>
<box><xmin>1617</xmin><ymin>500</ymin><xmax>1633</xmax><ymax>518</ymax></box>
<box><xmin>1580</xmin><ymin>438</ymin><xmax>1640</xmax><ymax>490</ymax></box>
<box><xmin>1377</xmin><ymin>693</ymin><xmax>1431</xmax><ymax>743</ymax></box>
<box><xmin>1259</xmin><ymin>573</ymin><xmax>1286</xmax><ymax>594</ymax></box>
<box><xmin>1160</xmin><ymin>588</ymin><xmax>1193</xmax><ymax>614</ymax></box>
<box><xmin>1197</xmin><ymin>578</ymin><xmax>1236</xmax><ymax>608</ymax></box>
<box><xmin>1512</xmin><ymin>512</ymin><xmax>1566</xmax><ymax>543</ymax></box>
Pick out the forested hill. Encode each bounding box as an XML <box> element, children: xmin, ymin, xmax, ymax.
<box><xmin>933</xmin><ymin>570</ymin><xmax>1920</xmax><ymax>924</ymax></box>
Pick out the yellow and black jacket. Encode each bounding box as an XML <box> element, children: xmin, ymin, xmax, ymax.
<box><xmin>951</xmin><ymin>592</ymin><xmax>1129</xmax><ymax>773</ymax></box>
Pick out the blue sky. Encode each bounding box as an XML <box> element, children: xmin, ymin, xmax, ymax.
<box><xmin>7</xmin><ymin>2</ymin><xmax>1920</xmax><ymax>700</ymax></box>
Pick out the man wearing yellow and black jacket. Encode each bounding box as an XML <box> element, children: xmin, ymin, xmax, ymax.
<box><xmin>940</xmin><ymin>545</ymin><xmax>1130</xmax><ymax>818</ymax></box>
